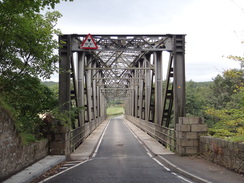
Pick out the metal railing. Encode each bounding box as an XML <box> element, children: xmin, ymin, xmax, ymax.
<box><xmin>125</xmin><ymin>115</ymin><xmax>175</xmax><ymax>152</ymax></box>
<box><xmin>155</xmin><ymin>124</ymin><xmax>175</xmax><ymax>151</ymax></box>
<box><xmin>70</xmin><ymin>116</ymin><xmax>106</xmax><ymax>152</ymax></box>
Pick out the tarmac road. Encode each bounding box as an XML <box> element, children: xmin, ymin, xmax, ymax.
<box><xmin>44</xmin><ymin>118</ymin><xmax>194</xmax><ymax>183</ymax></box>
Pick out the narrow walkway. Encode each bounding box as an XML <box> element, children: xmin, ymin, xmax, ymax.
<box><xmin>44</xmin><ymin>118</ymin><xmax>192</xmax><ymax>183</ymax></box>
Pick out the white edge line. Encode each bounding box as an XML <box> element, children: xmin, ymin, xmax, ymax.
<box><xmin>123</xmin><ymin>119</ymin><xmax>199</xmax><ymax>183</ymax></box>
<box><xmin>158</xmin><ymin>155</ymin><xmax>213</xmax><ymax>183</ymax></box>
<box><xmin>92</xmin><ymin>118</ymin><xmax>111</xmax><ymax>158</ymax></box>
<box><xmin>123</xmin><ymin>119</ymin><xmax>150</xmax><ymax>154</ymax></box>
<box><xmin>123</xmin><ymin>119</ymin><xmax>171</xmax><ymax>173</ymax></box>
<box><xmin>41</xmin><ymin>159</ymin><xmax>91</xmax><ymax>182</ymax></box>
<box><xmin>177</xmin><ymin>175</ymin><xmax>195</xmax><ymax>183</ymax></box>
<box><xmin>41</xmin><ymin>119</ymin><xmax>111</xmax><ymax>182</ymax></box>
<box><xmin>152</xmin><ymin>158</ymin><xmax>171</xmax><ymax>171</ymax></box>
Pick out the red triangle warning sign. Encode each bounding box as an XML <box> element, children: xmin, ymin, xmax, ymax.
<box><xmin>80</xmin><ymin>33</ymin><xmax>98</xmax><ymax>49</ymax></box>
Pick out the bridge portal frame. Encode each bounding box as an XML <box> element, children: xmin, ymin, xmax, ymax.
<box><xmin>58</xmin><ymin>34</ymin><xmax>186</xmax><ymax>154</ymax></box>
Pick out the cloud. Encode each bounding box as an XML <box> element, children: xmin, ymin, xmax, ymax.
<box><xmin>46</xmin><ymin>0</ymin><xmax>244</xmax><ymax>82</ymax></box>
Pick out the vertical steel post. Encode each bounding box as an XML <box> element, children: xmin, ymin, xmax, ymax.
<box><xmin>78</xmin><ymin>52</ymin><xmax>85</xmax><ymax>126</ymax></box>
<box><xmin>57</xmin><ymin>35</ymin><xmax>71</xmax><ymax>155</ymax></box>
<box><xmin>99</xmin><ymin>74</ymin><xmax>104</xmax><ymax>118</ymax></box>
<box><xmin>173</xmin><ymin>35</ymin><xmax>186</xmax><ymax>125</ymax></box>
<box><xmin>131</xmin><ymin>76</ymin><xmax>135</xmax><ymax>117</ymax></box>
<box><xmin>59</xmin><ymin>35</ymin><xmax>71</xmax><ymax>113</ymax></box>
<box><xmin>134</xmin><ymin>70</ymin><xmax>139</xmax><ymax>117</ymax></box>
<box><xmin>104</xmin><ymin>97</ymin><xmax>107</xmax><ymax>118</ymax></box>
<box><xmin>92</xmin><ymin>61</ymin><xmax>97</xmax><ymax>121</ymax></box>
<box><xmin>145</xmin><ymin>54</ymin><xmax>152</xmax><ymax>121</ymax></box>
<box><xmin>154</xmin><ymin>51</ymin><xmax>163</xmax><ymax>125</ymax></box>
<box><xmin>138</xmin><ymin>60</ymin><xmax>144</xmax><ymax>119</ymax></box>
<box><xmin>97</xmin><ymin>72</ymin><xmax>101</xmax><ymax>118</ymax></box>
<box><xmin>86</xmin><ymin>56</ymin><xmax>93</xmax><ymax>122</ymax></box>
<box><xmin>128</xmin><ymin>93</ymin><xmax>131</xmax><ymax>116</ymax></box>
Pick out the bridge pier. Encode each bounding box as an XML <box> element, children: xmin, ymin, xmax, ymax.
<box><xmin>176</xmin><ymin>117</ymin><xmax>208</xmax><ymax>155</ymax></box>
<box><xmin>48</xmin><ymin>126</ymin><xmax>71</xmax><ymax>156</ymax></box>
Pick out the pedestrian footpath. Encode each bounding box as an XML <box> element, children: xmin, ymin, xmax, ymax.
<box><xmin>3</xmin><ymin>156</ymin><xmax>66</xmax><ymax>183</ymax></box>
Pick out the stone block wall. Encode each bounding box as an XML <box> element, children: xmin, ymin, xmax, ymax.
<box><xmin>48</xmin><ymin>126</ymin><xmax>70</xmax><ymax>156</ymax></box>
<box><xmin>175</xmin><ymin>117</ymin><xmax>208</xmax><ymax>155</ymax></box>
<box><xmin>200</xmin><ymin>136</ymin><xmax>244</xmax><ymax>174</ymax></box>
<box><xmin>0</xmin><ymin>106</ymin><xmax>48</xmax><ymax>181</ymax></box>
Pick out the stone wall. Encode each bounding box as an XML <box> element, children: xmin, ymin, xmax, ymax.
<box><xmin>175</xmin><ymin>117</ymin><xmax>208</xmax><ymax>155</ymax></box>
<box><xmin>0</xmin><ymin>106</ymin><xmax>48</xmax><ymax>181</ymax></box>
<box><xmin>200</xmin><ymin>136</ymin><xmax>244</xmax><ymax>174</ymax></box>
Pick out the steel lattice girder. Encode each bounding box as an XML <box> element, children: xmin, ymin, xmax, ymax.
<box><xmin>67</xmin><ymin>34</ymin><xmax>176</xmax><ymax>100</ymax></box>
<box><xmin>59</xmin><ymin>34</ymin><xmax>186</xmax><ymax>127</ymax></box>
<box><xmin>71</xmin><ymin>34</ymin><xmax>174</xmax><ymax>52</ymax></box>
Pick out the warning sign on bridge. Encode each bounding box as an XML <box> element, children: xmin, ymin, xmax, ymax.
<box><xmin>80</xmin><ymin>33</ymin><xmax>98</xmax><ymax>49</ymax></box>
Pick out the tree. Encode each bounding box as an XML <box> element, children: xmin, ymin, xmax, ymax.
<box><xmin>207</xmin><ymin>69</ymin><xmax>244</xmax><ymax>109</ymax></box>
<box><xmin>0</xmin><ymin>8</ymin><xmax>60</xmax><ymax>92</ymax></box>
<box><xmin>185</xmin><ymin>80</ymin><xmax>208</xmax><ymax>117</ymax></box>
<box><xmin>205</xmin><ymin>68</ymin><xmax>244</xmax><ymax>141</ymax></box>
<box><xmin>227</xmin><ymin>55</ymin><xmax>244</xmax><ymax>69</ymax></box>
<box><xmin>2</xmin><ymin>74</ymin><xmax>58</xmax><ymax>136</ymax></box>
<box><xmin>0</xmin><ymin>0</ymin><xmax>73</xmax><ymax>142</ymax></box>
<box><xmin>206</xmin><ymin>107</ymin><xmax>244</xmax><ymax>141</ymax></box>
<box><xmin>0</xmin><ymin>0</ymin><xmax>73</xmax><ymax>92</ymax></box>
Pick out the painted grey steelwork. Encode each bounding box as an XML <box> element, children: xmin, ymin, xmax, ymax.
<box><xmin>59</xmin><ymin>34</ymin><xmax>186</xmax><ymax>143</ymax></box>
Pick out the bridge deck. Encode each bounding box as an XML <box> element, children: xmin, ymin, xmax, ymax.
<box><xmin>46</xmin><ymin>117</ymin><xmax>188</xmax><ymax>183</ymax></box>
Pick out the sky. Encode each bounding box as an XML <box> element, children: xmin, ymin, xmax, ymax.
<box><xmin>47</xmin><ymin>0</ymin><xmax>244</xmax><ymax>82</ymax></box>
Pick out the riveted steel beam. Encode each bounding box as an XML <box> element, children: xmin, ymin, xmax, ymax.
<box><xmin>85</xmin><ymin>67</ymin><xmax>154</xmax><ymax>70</ymax></box>
<box><xmin>59</xmin><ymin>34</ymin><xmax>186</xmax><ymax>138</ymax></box>
<box><xmin>173</xmin><ymin>35</ymin><xmax>186</xmax><ymax>125</ymax></box>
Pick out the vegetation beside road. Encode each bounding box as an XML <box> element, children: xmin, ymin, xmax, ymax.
<box><xmin>186</xmin><ymin>67</ymin><xmax>244</xmax><ymax>142</ymax></box>
<box><xmin>106</xmin><ymin>106</ymin><xmax>124</xmax><ymax>118</ymax></box>
<box><xmin>0</xmin><ymin>0</ymin><xmax>73</xmax><ymax>144</ymax></box>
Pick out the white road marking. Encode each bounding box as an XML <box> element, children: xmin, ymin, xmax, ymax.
<box><xmin>152</xmin><ymin>158</ymin><xmax>171</xmax><ymax>171</ymax></box>
<box><xmin>177</xmin><ymin>175</ymin><xmax>195</xmax><ymax>183</ymax></box>
<box><xmin>92</xmin><ymin>119</ymin><xmax>111</xmax><ymax>158</ymax></box>
<box><xmin>41</xmin><ymin>159</ymin><xmax>91</xmax><ymax>182</ymax></box>
<box><xmin>41</xmin><ymin>120</ymin><xmax>111</xmax><ymax>182</ymax></box>
<box><xmin>123</xmin><ymin>119</ymin><xmax>195</xmax><ymax>183</ymax></box>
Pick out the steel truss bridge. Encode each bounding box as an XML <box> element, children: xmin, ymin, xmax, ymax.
<box><xmin>59</xmin><ymin>34</ymin><xmax>185</xmax><ymax>151</ymax></box>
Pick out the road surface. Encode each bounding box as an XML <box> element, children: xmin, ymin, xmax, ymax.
<box><xmin>45</xmin><ymin>118</ymin><xmax>193</xmax><ymax>183</ymax></box>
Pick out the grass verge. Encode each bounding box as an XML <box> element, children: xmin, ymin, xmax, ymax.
<box><xmin>106</xmin><ymin>106</ymin><xmax>124</xmax><ymax>118</ymax></box>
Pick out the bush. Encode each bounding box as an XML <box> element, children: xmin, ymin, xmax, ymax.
<box><xmin>1</xmin><ymin>74</ymin><xmax>58</xmax><ymax>141</ymax></box>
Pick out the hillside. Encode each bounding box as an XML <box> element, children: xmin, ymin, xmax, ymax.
<box><xmin>42</xmin><ymin>81</ymin><xmax>58</xmax><ymax>88</ymax></box>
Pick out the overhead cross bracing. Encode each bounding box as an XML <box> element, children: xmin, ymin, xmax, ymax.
<box><xmin>70</xmin><ymin>34</ymin><xmax>173</xmax><ymax>100</ymax></box>
<box><xmin>59</xmin><ymin>34</ymin><xmax>185</xmax><ymax>129</ymax></box>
